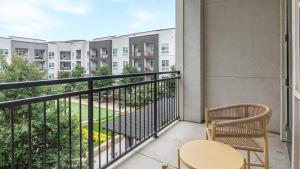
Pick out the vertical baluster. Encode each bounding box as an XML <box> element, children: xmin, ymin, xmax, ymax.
<box><xmin>112</xmin><ymin>89</ymin><xmax>115</xmax><ymax>159</ymax></box>
<box><xmin>134</xmin><ymin>85</ymin><xmax>137</xmax><ymax>144</ymax></box>
<box><xmin>68</xmin><ymin>97</ymin><xmax>72</xmax><ymax>168</ymax></box>
<box><xmin>147</xmin><ymin>83</ymin><xmax>150</xmax><ymax>137</ymax></box>
<box><xmin>10</xmin><ymin>107</ymin><xmax>15</xmax><ymax>169</ymax></box>
<box><xmin>129</xmin><ymin>86</ymin><xmax>132</xmax><ymax>148</ymax></box>
<box><xmin>153</xmin><ymin>74</ymin><xmax>158</xmax><ymax>138</ymax></box>
<box><xmin>43</xmin><ymin>102</ymin><xmax>47</xmax><ymax>169</ymax></box>
<box><xmin>28</xmin><ymin>104</ymin><xmax>32</xmax><ymax>169</ymax></box>
<box><xmin>143</xmin><ymin>84</ymin><xmax>146</xmax><ymax>140</ymax></box>
<box><xmin>119</xmin><ymin>88</ymin><xmax>122</xmax><ymax>155</ymax></box>
<box><xmin>87</xmin><ymin>80</ymin><xmax>94</xmax><ymax>169</ymax></box>
<box><xmin>124</xmin><ymin>87</ymin><xmax>127</xmax><ymax>151</ymax></box>
<box><xmin>79</xmin><ymin>95</ymin><xmax>82</xmax><ymax>169</ymax></box>
<box><xmin>139</xmin><ymin>85</ymin><xmax>142</xmax><ymax>141</ymax></box>
<box><xmin>106</xmin><ymin>90</ymin><xmax>109</xmax><ymax>164</ymax></box>
<box><xmin>57</xmin><ymin>99</ymin><xmax>61</xmax><ymax>169</ymax></box>
<box><xmin>98</xmin><ymin>92</ymin><xmax>101</xmax><ymax>168</ymax></box>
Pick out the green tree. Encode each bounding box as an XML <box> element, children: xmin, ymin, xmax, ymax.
<box><xmin>94</xmin><ymin>65</ymin><xmax>114</xmax><ymax>88</ymax></box>
<box><xmin>72</xmin><ymin>64</ymin><xmax>85</xmax><ymax>78</ymax></box>
<box><xmin>0</xmin><ymin>56</ymin><xmax>87</xmax><ymax>168</ymax></box>
<box><xmin>71</xmin><ymin>64</ymin><xmax>86</xmax><ymax>91</ymax></box>
<box><xmin>121</xmin><ymin>65</ymin><xmax>144</xmax><ymax>84</ymax></box>
<box><xmin>58</xmin><ymin>71</ymin><xmax>71</xmax><ymax>79</ymax></box>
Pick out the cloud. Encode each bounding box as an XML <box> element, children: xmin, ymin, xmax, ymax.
<box><xmin>134</xmin><ymin>10</ymin><xmax>155</xmax><ymax>21</ymax></box>
<box><xmin>27</xmin><ymin>0</ymin><xmax>90</xmax><ymax>15</ymax></box>
<box><xmin>0</xmin><ymin>0</ymin><xmax>90</xmax><ymax>37</ymax></box>
<box><xmin>42</xmin><ymin>0</ymin><xmax>90</xmax><ymax>15</ymax></box>
<box><xmin>129</xmin><ymin>10</ymin><xmax>156</xmax><ymax>32</ymax></box>
<box><xmin>0</xmin><ymin>0</ymin><xmax>57</xmax><ymax>37</ymax></box>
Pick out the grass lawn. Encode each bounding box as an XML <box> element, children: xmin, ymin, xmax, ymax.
<box><xmin>71</xmin><ymin>102</ymin><xmax>115</xmax><ymax>122</ymax></box>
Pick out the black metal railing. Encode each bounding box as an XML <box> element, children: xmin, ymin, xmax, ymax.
<box><xmin>0</xmin><ymin>71</ymin><xmax>180</xmax><ymax>169</ymax></box>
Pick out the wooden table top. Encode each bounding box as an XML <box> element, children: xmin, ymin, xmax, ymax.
<box><xmin>179</xmin><ymin>140</ymin><xmax>244</xmax><ymax>169</ymax></box>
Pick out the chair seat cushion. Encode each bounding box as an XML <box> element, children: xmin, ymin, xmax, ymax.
<box><xmin>215</xmin><ymin>137</ymin><xmax>264</xmax><ymax>152</ymax></box>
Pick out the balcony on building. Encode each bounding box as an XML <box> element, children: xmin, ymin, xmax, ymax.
<box><xmin>0</xmin><ymin>1</ymin><xmax>295</xmax><ymax>169</ymax></box>
<box><xmin>60</xmin><ymin>51</ymin><xmax>71</xmax><ymax>60</ymax></box>
<box><xmin>15</xmin><ymin>48</ymin><xmax>28</xmax><ymax>57</ymax></box>
<box><xmin>133</xmin><ymin>45</ymin><xmax>143</xmax><ymax>58</ymax></box>
<box><xmin>60</xmin><ymin>61</ymin><xmax>71</xmax><ymax>70</ymax></box>
<box><xmin>89</xmin><ymin>49</ymin><xmax>98</xmax><ymax>60</ymax></box>
<box><xmin>34</xmin><ymin>49</ymin><xmax>46</xmax><ymax>60</ymax></box>
<box><xmin>144</xmin><ymin>43</ymin><xmax>154</xmax><ymax>58</ymax></box>
<box><xmin>100</xmin><ymin>48</ymin><xmax>108</xmax><ymax>60</ymax></box>
<box><xmin>76</xmin><ymin>50</ymin><xmax>82</xmax><ymax>60</ymax></box>
<box><xmin>35</xmin><ymin>61</ymin><xmax>45</xmax><ymax>71</ymax></box>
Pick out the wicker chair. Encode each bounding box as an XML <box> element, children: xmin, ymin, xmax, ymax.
<box><xmin>205</xmin><ymin>104</ymin><xmax>272</xmax><ymax>169</ymax></box>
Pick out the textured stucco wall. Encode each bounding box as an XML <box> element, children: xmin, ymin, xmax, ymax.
<box><xmin>176</xmin><ymin>0</ymin><xmax>282</xmax><ymax>132</ymax></box>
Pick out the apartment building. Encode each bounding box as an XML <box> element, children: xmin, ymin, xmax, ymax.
<box><xmin>0</xmin><ymin>36</ymin><xmax>48</xmax><ymax>71</ymax></box>
<box><xmin>0</xmin><ymin>37</ymin><xmax>12</xmax><ymax>65</ymax></box>
<box><xmin>0</xmin><ymin>28</ymin><xmax>175</xmax><ymax>78</ymax></box>
<box><xmin>110</xmin><ymin>28</ymin><xmax>175</xmax><ymax>75</ymax></box>
<box><xmin>47</xmin><ymin>40</ymin><xmax>89</xmax><ymax>79</ymax></box>
<box><xmin>89</xmin><ymin>37</ymin><xmax>114</xmax><ymax>75</ymax></box>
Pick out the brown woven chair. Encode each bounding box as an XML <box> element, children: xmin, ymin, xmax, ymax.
<box><xmin>205</xmin><ymin>104</ymin><xmax>272</xmax><ymax>169</ymax></box>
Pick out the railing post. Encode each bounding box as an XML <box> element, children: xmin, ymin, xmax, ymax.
<box><xmin>88</xmin><ymin>80</ymin><xmax>94</xmax><ymax>169</ymax></box>
<box><xmin>154</xmin><ymin>73</ymin><xmax>158</xmax><ymax>138</ymax></box>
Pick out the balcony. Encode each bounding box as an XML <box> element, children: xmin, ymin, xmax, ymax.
<box><xmin>34</xmin><ymin>50</ymin><xmax>46</xmax><ymax>60</ymax></box>
<box><xmin>60</xmin><ymin>61</ymin><xmax>71</xmax><ymax>70</ymax></box>
<box><xmin>0</xmin><ymin>71</ymin><xmax>180</xmax><ymax>169</ymax></box>
<box><xmin>89</xmin><ymin>50</ymin><xmax>98</xmax><ymax>60</ymax></box>
<box><xmin>60</xmin><ymin>52</ymin><xmax>71</xmax><ymax>60</ymax></box>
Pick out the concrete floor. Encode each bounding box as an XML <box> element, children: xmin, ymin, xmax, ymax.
<box><xmin>109</xmin><ymin>121</ymin><xmax>290</xmax><ymax>169</ymax></box>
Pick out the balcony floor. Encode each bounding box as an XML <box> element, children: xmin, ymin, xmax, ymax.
<box><xmin>112</xmin><ymin>121</ymin><xmax>290</xmax><ymax>169</ymax></box>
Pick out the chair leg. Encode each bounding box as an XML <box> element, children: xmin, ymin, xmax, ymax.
<box><xmin>247</xmin><ymin>151</ymin><xmax>251</xmax><ymax>169</ymax></box>
<box><xmin>178</xmin><ymin>149</ymin><xmax>181</xmax><ymax>169</ymax></box>
<box><xmin>264</xmin><ymin>132</ymin><xmax>270</xmax><ymax>169</ymax></box>
<box><xmin>264</xmin><ymin>140</ymin><xmax>269</xmax><ymax>169</ymax></box>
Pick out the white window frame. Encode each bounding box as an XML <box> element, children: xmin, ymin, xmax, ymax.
<box><xmin>123</xmin><ymin>47</ymin><xmax>128</xmax><ymax>56</ymax></box>
<box><xmin>48</xmin><ymin>63</ymin><xmax>55</xmax><ymax>69</ymax></box>
<box><xmin>161</xmin><ymin>43</ymin><xmax>169</xmax><ymax>54</ymax></box>
<box><xmin>113</xmin><ymin>62</ymin><xmax>118</xmax><ymax>69</ymax></box>
<box><xmin>161</xmin><ymin>60</ymin><xmax>169</xmax><ymax>71</ymax></box>
<box><xmin>113</xmin><ymin>48</ymin><xmax>118</xmax><ymax>57</ymax></box>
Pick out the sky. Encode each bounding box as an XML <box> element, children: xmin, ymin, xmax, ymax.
<box><xmin>0</xmin><ymin>0</ymin><xmax>175</xmax><ymax>41</ymax></box>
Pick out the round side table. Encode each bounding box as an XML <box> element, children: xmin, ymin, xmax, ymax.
<box><xmin>178</xmin><ymin>140</ymin><xmax>245</xmax><ymax>169</ymax></box>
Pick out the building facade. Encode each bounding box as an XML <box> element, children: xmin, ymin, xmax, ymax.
<box><xmin>0</xmin><ymin>28</ymin><xmax>175</xmax><ymax>78</ymax></box>
<box><xmin>47</xmin><ymin>40</ymin><xmax>89</xmax><ymax>79</ymax></box>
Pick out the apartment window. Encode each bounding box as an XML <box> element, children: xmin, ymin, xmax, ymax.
<box><xmin>48</xmin><ymin>73</ymin><xmax>54</xmax><ymax>79</ymax></box>
<box><xmin>162</xmin><ymin>60</ymin><xmax>169</xmax><ymax>71</ymax></box>
<box><xmin>76</xmin><ymin>50</ymin><xmax>81</xmax><ymax>59</ymax></box>
<box><xmin>123</xmin><ymin>61</ymin><xmax>129</xmax><ymax>67</ymax></box>
<box><xmin>49</xmin><ymin>52</ymin><xmax>55</xmax><ymax>59</ymax></box>
<box><xmin>113</xmin><ymin>62</ymin><xmax>118</xmax><ymax>69</ymax></box>
<box><xmin>113</xmin><ymin>48</ymin><xmax>118</xmax><ymax>56</ymax></box>
<box><xmin>16</xmin><ymin>48</ymin><xmax>28</xmax><ymax>56</ymax></box>
<box><xmin>123</xmin><ymin>47</ymin><xmax>128</xmax><ymax>56</ymax></box>
<box><xmin>60</xmin><ymin>51</ymin><xmax>71</xmax><ymax>60</ymax></box>
<box><xmin>76</xmin><ymin>61</ymin><xmax>81</xmax><ymax>65</ymax></box>
<box><xmin>161</xmin><ymin>43</ymin><xmax>169</xmax><ymax>54</ymax></box>
<box><xmin>48</xmin><ymin>63</ymin><xmax>55</xmax><ymax>69</ymax></box>
<box><xmin>0</xmin><ymin>49</ymin><xmax>8</xmax><ymax>55</ymax></box>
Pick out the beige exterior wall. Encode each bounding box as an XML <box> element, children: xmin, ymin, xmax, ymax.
<box><xmin>177</xmin><ymin>0</ymin><xmax>282</xmax><ymax>132</ymax></box>
<box><xmin>176</xmin><ymin>0</ymin><xmax>203</xmax><ymax>122</ymax></box>
<box><xmin>203</xmin><ymin>0</ymin><xmax>281</xmax><ymax>132</ymax></box>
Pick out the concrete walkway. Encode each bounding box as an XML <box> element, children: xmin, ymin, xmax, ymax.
<box><xmin>109</xmin><ymin>121</ymin><xmax>290</xmax><ymax>169</ymax></box>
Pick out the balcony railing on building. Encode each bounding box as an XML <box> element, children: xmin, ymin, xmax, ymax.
<box><xmin>0</xmin><ymin>71</ymin><xmax>180</xmax><ymax>169</ymax></box>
